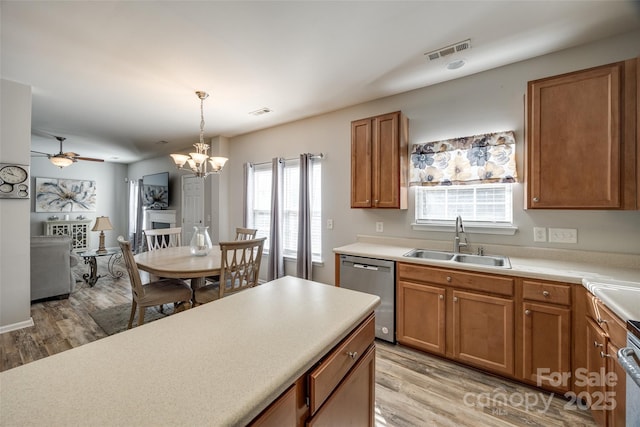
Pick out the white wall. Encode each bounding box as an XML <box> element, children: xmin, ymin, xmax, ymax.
<box><xmin>226</xmin><ymin>29</ymin><xmax>640</xmax><ymax>286</ymax></box>
<box><xmin>30</xmin><ymin>157</ymin><xmax>128</xmax><ymax>249</ymax></box>
<box><xmin>1</xmin><ymin>79</ymin><xmax>32</xmax><ymax>330</ymax></box>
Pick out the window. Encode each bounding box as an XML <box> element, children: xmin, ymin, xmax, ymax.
<box><xmin>415</xmin><ymin>183</ymin><xmax>512</xmax><ymax>224</ymax></box>
<box><xmin>249</xmin><ymin>159</ymin><xmax>322</xmax><ymax>261</ymax></box>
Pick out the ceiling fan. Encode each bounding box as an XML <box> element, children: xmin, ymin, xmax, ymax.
<box><xmin>31</xmin><ymin>136</ymin><xmax>105</xmax><ymax>168</ymax></box>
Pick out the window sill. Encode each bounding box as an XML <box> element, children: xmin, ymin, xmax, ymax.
<box><xmin>262</xmin><ymin>250</ymin><xmax>324</xmax><ymax>267</ymax></box>
<box><xmin>411</xmin><ymin>223</ymin><xmax>518</xmax><ymax>236</ymax></box>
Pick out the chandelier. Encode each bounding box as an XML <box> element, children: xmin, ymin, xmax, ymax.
<box><xmin>170</xmin><ymin>91</ymin><xmax>228</xmax><ymax>178</ymax></box>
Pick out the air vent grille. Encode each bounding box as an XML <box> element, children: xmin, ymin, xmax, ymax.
<box><xmin>249</xmin><ymin>107</ymin><xmax>272</xmax><ymax>116</ymax></box>
<box><xmin>424</xmin><ymin>39</ymin><xmax>471</xmax><ymax>61</ymax></box>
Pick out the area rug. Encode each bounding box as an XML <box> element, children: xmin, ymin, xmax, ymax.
<box><xmin>89</xmin><ymin>304</ymin><xmax>167</xmax><ymax>336</ymax></box>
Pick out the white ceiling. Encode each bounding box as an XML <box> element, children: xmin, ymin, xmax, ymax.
<box><xmin>2</xmin><ymin>1</ymin><xmax>640</xmax><ymax>164</ymax></box>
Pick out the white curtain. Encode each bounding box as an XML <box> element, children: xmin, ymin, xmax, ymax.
<box><xmin>296</xmin><ymin>153</ymin><xmax>313</xmax><ymax>280</ymax></box>
<box><xmin>267</xmin><ymin>158</ymin><xmax>284</xmax><ymax>280</ymax></box>
<box><xmin>243</xmin><ymin>162</ymin><xmax>254</xmax><ymax>228</ymax></box>
<box><xmin>127</xmin><ymin>179</ymin><xmax>144</xmax><ymax>252</ymax></box>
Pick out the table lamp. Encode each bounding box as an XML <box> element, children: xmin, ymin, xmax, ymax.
<box><xmin>92</xmin><ymin>216</ymin><xmax>113</xmax><ymax>254</ymax></box>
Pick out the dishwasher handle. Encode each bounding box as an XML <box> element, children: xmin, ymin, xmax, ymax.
<box><xmin>618</xmin><ymin>347</ymin><xmax>640</xmax><ymax>388</ymax></box>
<box><xmin>352</xmin><ymin>263</ymin><xmax>379</xmax><ymax>271</ymax></box>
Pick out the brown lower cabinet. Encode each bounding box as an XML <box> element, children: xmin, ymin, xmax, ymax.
<box><xmin>397</xmin><ymin>263</ymin><xmax>515</xmax><ymax>377</ymax></box>
<box><xmin>250</xmin><ymin>314</ymin><xmax>376</xmax><ymax>427</ymax></box>
<box><xmin>520</xmin><ymin>279</ymin><xmax>572</xmax><ymax>393</ymax></box>
<box><xmin>397</xmin><ymin>264</ymin><xmax>576</xmax><ymax>396</ymax></box>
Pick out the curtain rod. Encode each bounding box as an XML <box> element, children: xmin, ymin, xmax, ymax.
<box><xmin>250</xmin><ymin>153</ymin><xmax>324</xmax><ymax>167</ymax></box>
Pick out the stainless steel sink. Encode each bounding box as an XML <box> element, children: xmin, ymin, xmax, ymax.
<box><xmin>453</xmin><ymin>254</ymin><xmax>511</xmax><ymax>268</ymax></box>
<box><xmin>403</xmin><ymin>249</ymin><xmax>455</xmax><ymax>261</ymax></box>
<box><xmin>403</xmin><ymin>249</ymin><xmax>511</xmax><ymax>268</ymax></box>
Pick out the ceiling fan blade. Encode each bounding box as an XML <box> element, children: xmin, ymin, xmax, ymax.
<box><xmin>30</xmin><ymin>150</ymin><xmax>51</xmax><ymax>156</ymax></box>
<box><xmin>63</xmin><ymin>152</ymin><xmax>80</xmax><ymax>157</ymax></box>
<box><xmin>75</xmin><ymin>157</ymin><xmax>104</xmax><ymax>162</ymax></box>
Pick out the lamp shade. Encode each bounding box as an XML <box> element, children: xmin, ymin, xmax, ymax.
<box><xmin>92</xmin><ymin>216</ymin><xmax>113</xmax><ymax>231</ymax></box>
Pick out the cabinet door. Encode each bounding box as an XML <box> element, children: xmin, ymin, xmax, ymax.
<box><xmin>351</xmin><ymin>118</ymin><xmax>372</xmax><ymax>208</ymax></box>
<box><xmin>452</xmin><ymin>290</ymin><xmax>514</xmax><ymax>376</ymax></box>
<box><xmin>372</xmin><ymin>112</ymin><xmax>401</xmax><ymax>208</ymax></box>
<box><xmin>521</xmin><ymin>302</ymin><xmax>571</xmax><ymax>392</ymax></box>
<box><xmin>586</xmin><ymin>318</ymin><xmax>608</xmax><ymax>427</ymax></box>
<box><xmin>527</xmin><ymin>62</ymin><xmax>623</xmax><ymax>208</ymax></box>
<box><xmin>396</xmin><ymin>280</ymin><xmax>446</xmax><ymax>355</ymax></box>
<box><xmin>307</xmin><ymin>345</ymin><xmax>375</xmax><ymax>427</ymax></box>
<box><xmin>250</xmin><ymin>384</ymin><xmax>297</xmax><ymax>427</ymax></box>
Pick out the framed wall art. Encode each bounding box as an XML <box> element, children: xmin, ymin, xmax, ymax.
<box><xmin>35</xmin><ymin>177</ymin><xmax>97</xmax><ymax>213</ymax></box>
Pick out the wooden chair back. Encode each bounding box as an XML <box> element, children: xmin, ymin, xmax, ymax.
<box><xmin>117</xmin><ymin>236</ymin><xmax>146</xmax><ymax>301</ymax></box>
<box><xmin>144</xmin><ymin>227</ymin><xmax>182</xmax><ymax>251</ymax></box>
<box><xmin>235</xmin><ymin>227</ymin><xmax>258</xmax><ymax>241</ymax></box>
<box><xmin>218</xmin><ymin>237</ymin><xmax>265</xmax><ymax>298</ymax></box>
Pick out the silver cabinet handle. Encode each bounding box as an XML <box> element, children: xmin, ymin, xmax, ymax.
<box><xmin>346</xmin><ymin>351</ymin><xmax>358</xmax><ymax>359</ymax></box>
<box><xmin>446</xmin><ymin>276</ymin><xmax>452</xmax><ymax>282</ymax></box>
<box><xmin>597</xmin><ymin>318</ymin><xmax>608</xmax><ymax>325</ymax></box>
<box><xmin>439</xmin><ymin>294</ymin><xmax>444</xmax><ymax>300</ymax></box>
<box><xmin>533</xmin><ymin>197</ymin><xmax>539</xmax><ymax>202</ymax></box>
<box><xmin>453</xmin><ymin>296</ymin><xmax>458</xmax><ymax>302</ymax></box>
<box><xmin>594</xmin><ymin>341</ymin><xmax>603</xmax><ymax>348</ymax></box>
<box><xmin>353</xmin><ymin>263</ymin><xmax>379</xmax><ymax>271</ymax></box>
<box><xmin>525</xmin><ymin>309</ymin><xmax>531</xmax><ymax>316</ymax></box>
<box><xmin>600</xmin><ymin>351</ymin><xmax>611</xmax><ymax>359</ymax></box>
<box><xmin>542</xmin><ymin>290</ymin><xmax>550</xmax><ymax>297</ymax></box>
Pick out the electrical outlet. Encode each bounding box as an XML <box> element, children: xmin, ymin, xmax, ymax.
<box><xmin>533</xmin><ymin>227</ymin><xmax>547</xmax><ymax>242</ymax></box>
<box><xmin>376</xmin><ymin>222</ymin><xmax>384</xmax><ymax>233</ymax></box>
<box><xmin>327</xmin><ymin>219</ymin><xmax>334</xmax><ymax>230</ymax></box>
<box><xmin>548</xmin><ymin>228</ymin><xmax>577</xmax><ymax>243</ymax></box>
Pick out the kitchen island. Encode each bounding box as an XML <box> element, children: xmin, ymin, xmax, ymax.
<box><xmin>0</xmin><ymin>276</ymin><xmax>380</xmax><ymax>426</ymax></box>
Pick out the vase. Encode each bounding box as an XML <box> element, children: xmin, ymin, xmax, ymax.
<box><xmin>190</xmin><ymin>225</ymin><xmax>212</xmax><ymax>256</ymax></box>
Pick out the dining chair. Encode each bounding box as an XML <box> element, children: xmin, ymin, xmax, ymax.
<box><xmin>117</xmin><ymin>236</ymin><xmax>193</xmax><ymax>328</ymax></box>
<box><xmin>144</xmin><ymin>227</ymin><xmax>182</xmax><ymax>251</ymax></box>
<box><xmin>235</xmin><ymin>227</ymin><xmax>258</xmax><ymax>240</ymax></box>
<box><xmin>194</xmin><ymin>237</ymin><xmax>265</xmax><ymax>305</ymax></box>
<box><xmin>204</xmin><ymin>227</ymin><xmax>259</xmax><ymax>285</ymax></box>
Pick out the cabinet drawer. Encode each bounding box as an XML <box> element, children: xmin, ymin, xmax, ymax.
<box><xmin>398</xmin><ymin>263</ymin><xmax>514</xmax><ymax>296</ymax></box>
<box><xmin>522</xmin><ymin>280</ymin><xmax>571</xmax><ymax>305</ymax></box>
<box><xmin>308</xmin><ymin>314</ymin><xmax>375</xmax><ymax>415</ymax></box>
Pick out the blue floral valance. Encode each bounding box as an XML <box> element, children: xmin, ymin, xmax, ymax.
<box><xmin>409</xmin><ymin>130</ymin><xmax>518</xmax><ymax>186</ymax></box>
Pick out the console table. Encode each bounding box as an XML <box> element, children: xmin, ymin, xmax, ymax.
<box><xmin>43</xmin><ymin>220</ymin><xmax>91</xmax><ymax>251</ymax></box>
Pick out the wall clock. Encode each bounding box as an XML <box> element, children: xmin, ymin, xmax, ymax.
<box><xmin>0</xmin><ymin>163</ymin><xmax>30</xmax><ymax>199</ymax></box>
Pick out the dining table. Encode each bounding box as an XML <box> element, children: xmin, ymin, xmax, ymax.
<box><xmin>134</xmin><ymin>246</ymin><xmax>221</xmax><ymax>289</ymax></box>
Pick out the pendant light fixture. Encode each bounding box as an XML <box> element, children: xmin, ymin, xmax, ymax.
<box><xmin>170</xmin><ymin>91</ymin><xmax>228</xmax><ymax>178</ymax></box>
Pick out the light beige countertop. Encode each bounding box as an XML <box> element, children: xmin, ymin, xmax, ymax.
<box><xmin>334</xmin><ymin>235</ymin><xmax>640</xmax><ymax>321</ymax></box>
<box><xmin>0</xmin><ymin>276</ymin><xmax>380</xmax><ymax>426</ymax></box>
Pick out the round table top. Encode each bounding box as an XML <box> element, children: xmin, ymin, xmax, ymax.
<box><xmin>134</xmin><ymin>246</ymin><xmax>222</xmax><ymax>279</ymax></box>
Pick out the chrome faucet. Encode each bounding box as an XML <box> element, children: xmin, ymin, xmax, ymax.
<box><xmin>453</xmin><ymin>215</ymin><xmax>468</xmax><ymax>253</ymax></box>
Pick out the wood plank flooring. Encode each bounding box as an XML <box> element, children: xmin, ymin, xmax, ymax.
<box><xmin>1</xmin><ymin>259</ymin><xmax>596</xmax><ymax>426</ymax></box>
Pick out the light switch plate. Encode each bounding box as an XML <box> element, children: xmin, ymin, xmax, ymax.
<box><xmin>548</xmin><ymin>228</ymin><xmax>577</xmax><ymax>243</ymax></box>
<box><xmin>376</xmin><ymin>222</ymin><xmax>383</xmax><ymax>233</ymax></box>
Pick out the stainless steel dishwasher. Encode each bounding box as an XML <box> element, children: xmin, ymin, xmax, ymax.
<box><xmin>339</xmin><ymin>254</ymin><xmax>395</xmax><ymax>343</ymax></box>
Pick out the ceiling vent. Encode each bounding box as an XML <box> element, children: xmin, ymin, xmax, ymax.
<box><xmin>425</xmin><ymin>39</ymin><xmax>471</xmax><ymax>61</ymax></box>
<box><xmin>249</xmin><ymin>107</ymin><xmax>272</xmax><ymax>116</ymax></box>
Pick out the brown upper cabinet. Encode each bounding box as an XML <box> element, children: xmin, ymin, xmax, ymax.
<box><xmin>526</xmin><ymin>58</ymin><xmax>638</xmax><ymax>209</ymax></box>
<box><xmin>351</xmin><ymin>111</ymin><xmax>408</xmax><ymax>209</ymax></box>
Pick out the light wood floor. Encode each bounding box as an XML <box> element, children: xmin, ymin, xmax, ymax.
<box><xmin>1</xmin><ymin>260</ymin><xmax>596</xmax><ymax>426</ymax></box>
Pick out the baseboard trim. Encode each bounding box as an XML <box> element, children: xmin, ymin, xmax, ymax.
<box><xmin>0</xmin><ymin>317</ymin><xmax>34</xmax><ymax>334</ymax></box>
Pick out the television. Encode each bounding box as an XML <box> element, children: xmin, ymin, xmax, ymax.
<box><xmin>142</xmin><ymin>172</ymin><xmax>169</xmax><ymax>209</ymax></box>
